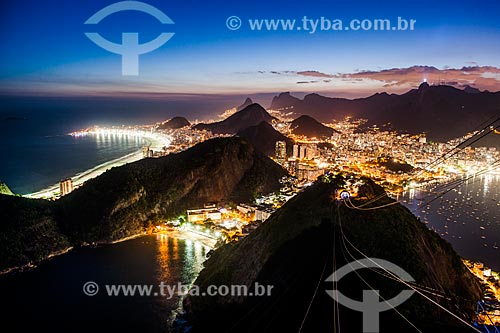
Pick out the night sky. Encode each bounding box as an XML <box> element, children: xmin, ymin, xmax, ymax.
<box><xmin>1</xmin><ymin>0</ymin><xmax>500</xmax><ymax>97</ymax></box>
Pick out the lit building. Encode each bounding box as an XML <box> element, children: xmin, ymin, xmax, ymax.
<box><xmin>306</xmin><ymin>144</ymin><xmax>317</xmax><ymax>160</ymax></box>
<box><xmin>275</xmin><ymin>141</ymin><xmax>286</xmax><ymax>163</ymax></box>
<box><xmin>255</xmin><ymin>206</ymin><xmax>274</xmax><ymax>221</ymax></box>
<box><xmin>187</xmin><ymin>206</ymin><xmax>222</xmax><ymax>223</ymax></box>
<box><xmin>299</xmin><ymin>146</ymin><xmax>307</xmax><ymax>159</ymax></box>
<box><xmin>236</xmin><ymin>204</ymin><xmax>255</xmax><ymax>215</ymax></box>
<box><xmin>295</xmin><ymin>162</ymin><xmax>322</xmax><ymax>181</ymax></box>
<box><xmin>287</xmin><ymin>159</ymin><xmax>298</xmax><ymax>175</ymax></box>
<box><xmin>59</xmin><ymin>178</ymin><xmax>74</xmax><ymax>196</ymax></box>
<box><xmin>482</xmin><ymin>268</ymin><xmax>492</xmax><ymax>277</ymax></box>
<box><xmin>143</xmin><ymin>145</ymin><xmax>153</xmax><ymax>158</ymax></box>
<box><xmin>293</xmin><ymin>144</ymin><xmax>299</xmax><ymax>158</ymax></box>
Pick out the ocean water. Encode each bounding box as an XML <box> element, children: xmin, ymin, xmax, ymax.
<box><xmin>403</xmin><ymin>175</ymin><xmax>500</xmax><ymax>271</ymax></box>
<box><xmin>0</xmin><ymin>95</ymin><xmax>251</xmax><ymax>193</ymax></box>
<box><xmin>0</xmin><ymin>235</ymin><xmax>209</xmax><ymax>333</ymax></box>
<box><xmin>0</xmin><ymin>102</ymin><xmax>146</xmax><ymax>193</ymax></box>
<box><xmin>1</xmin><ymin>129</ymin><xmax>145</xmax><ymax>194</ymax></box>
<box><xmin>0</xmin><ymin>98</ymin><xmax>193</xmax><ymax>194</ymax></box>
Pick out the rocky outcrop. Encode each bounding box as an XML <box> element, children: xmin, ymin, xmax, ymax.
<box><xmin>157</xmin><ymin>116</ymin><xmax>191</xmax><ymax>130</ymax></box>
<box><xmin>184</xmin><ymin>177</ymin><xmax>482</xmax><ymax>332</ymax></box>
<box><xmin>0</xmin><ymin>195</ymin><xmax>71</xmax><ymax>271</ymax></box>
<box><xmin>55</xmin><ymin>137</ymin><xmax>287</xmax><ymax>242</ymax></box>
<box><xmin>0</xmin><ymin>181</ymin><xmax>13</xmax><ymax>195</ymax></box>
<box><xmin>0</xmin><ymin>137</ymin><xmax>287</xmax><ymax>271</ymax></box>
<box><xmin>236</xmin><ymin>121</ymin><xmax>293</xmax><ymax>156</ymax></box>
<box><xmin>290</xmin><ymin>115</ymin><xmax>338</xmax><ymax>138</ymax></box>
<box><xmin>193</xmin><ymin>103</ymin><xmax>275</xmax><ymax>134</ymax></box>
<box><xmin>237</xmin><ymin>97</ymin><xmax>254</xmax><ymax>111</ymax></box>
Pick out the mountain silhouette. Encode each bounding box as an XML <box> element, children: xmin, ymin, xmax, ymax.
<box><xmin>194</xmin><ymin>103</ymin><xmax>275</xmax><ymax>134</ymax></box>
<box><xmin>237</xmin><ymin>121</ymin><xmax>293</xmax><ymax>156</ymax></box>
<box><xmin>157</xmin><ymin>116</ymin><xmax>191</xmax><ymax>130</ymax></box>
<box><xmin>237</xmin><ymin>97</ymin><xmax>254</xmax><ymax>111</ymax></box>
<box><xmin>270</xmin><ymin>85</ymin><xmax>500</xmax><ymax>144</ymax></box>
<box><xmin>290</xmin><ymin>115</ymin><xmax>338</xmax><ymax>138</ymax></box>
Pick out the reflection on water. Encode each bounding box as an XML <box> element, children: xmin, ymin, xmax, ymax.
<box><xmin>94</xmin><ymin>131</ymin><xmax>144</xmax><ymax>151</ymax></box>
<box><xmin>402</xmin><ymin>174</ymin><xmax>500</xmax><ymax>271</ymax></box>
<box><xmin>156</xmin><ymin>234</ymin><xmax>208</xmax><ymax>284</ymax></box>
<box><xmin>155</xmin><ymin>234</ymin><xmax>209</xmax><ymax>326</ymax></box>
<box><xmin>0</xmin><ymin>235</ymin><xmax>211</xmax><ymax>333</ymax></box>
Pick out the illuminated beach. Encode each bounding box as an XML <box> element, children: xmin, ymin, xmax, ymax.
<box><xmin>25</xmin><ymin>127</ymin><xmax>171</xmax><ymax>199</ymax></box>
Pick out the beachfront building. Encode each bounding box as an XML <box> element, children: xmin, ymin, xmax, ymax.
<box><xmin>59</xmin><ymin>178</ymin><xmax>74</xmax><ymax>196</ymax></box>
<box><xmin>143</xmin><ymin>145</ymin><xmax>153</xmax><ymax>158</ymax></box>
<box><xmin>187</xmin><ymin>206</ymin><xmax>222</xmax><ymax>223</ymax></box>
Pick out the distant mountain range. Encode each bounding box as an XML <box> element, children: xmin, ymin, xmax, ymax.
<box><xmin>290</xmin><ymin>115</ymin><xmax>339</xmax><ymax>137</ymax></box>
<box><xmin>193</xmin><ymin>103</ymin><xmax>275</xmax><ymax>134</ymax></box>
<box><xmin>195</xmin><ymin>100</ymin><xmax>338</xmax><ymax>143</ymax></box>
<box><xmin>157</xmin><ymin>116</ymin><xmax>190</xmax><ymax>130</ymax></box>
<box><xmin>271</xmin><ymin>84</ymin><xmax>500</xmax><ymax>144</ymax></box>
<box><xmin>237</xmin><ymin>121</ymin><xmax>293</xmax><ymax>156</ymax></box>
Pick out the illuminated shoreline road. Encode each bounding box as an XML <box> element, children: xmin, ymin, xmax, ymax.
<box><xmin>25</xmin><ymin>127</ymin><xmax>172</xmax><ymax>200</ymax></box>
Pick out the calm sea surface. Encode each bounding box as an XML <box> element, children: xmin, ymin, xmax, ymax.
<box><xmin>403</xmin><ymin>174</ymin><xmax>500</xmax><ymax>271</ymax></box>
<box><xmin>0</xmin><ymin>95</ymin><xmax>244</xmax><ymax>193</ymax></box>
<box><xmin>0</xmin><ymin>235</ymin><xmax>209</xmax><ymax>333</ymax></box>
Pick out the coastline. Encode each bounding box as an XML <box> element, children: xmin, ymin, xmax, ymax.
<box><xmin>0</xmin><ymin>246</ymin><xmax>74</xmax><ymax>276</ymax></box>
<box><xmin>24</xmin><ymin>149</ymin><xmax>144</xmax><ymax>199</ymax></box>
<box><xmin>159</xmin><ymin>229</ymin><xmax>218</xmax><ymax>249</ymax></box>
<box><xmin>108</xmin><ymin>232</ymin><xmax>148</xmax><ymax>244</ymax></box>
<box><xmin>24</xmin><ymin>130</ymin><xmax>170</xmax><ymax>199</ymax></box>
<box><xmin>0</xmin><ymin>230</ymin><xmax>216</xmax><ymax>276</ymax></box>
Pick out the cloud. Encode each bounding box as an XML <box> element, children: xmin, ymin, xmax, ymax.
<box><xmin>297</xmin><ymin>80</ymin><xmax>319</xmax><ymax>84</ymax></box>
<box><xmin>296</xmin><ymin>70</ymin><xmax>334</xmax><ymax>78</ymax></box>
<box><xmin>267</xmin><ymin>65</ymin><xmax>500</xmax><ymax>92</ymax></box>
<box><xmin>348</xmin><ymin>65</ymin><xmax>500</xmax><ymax>91</ymax></box>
